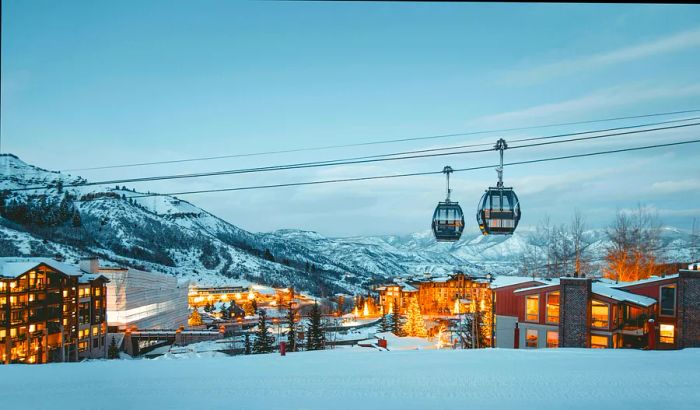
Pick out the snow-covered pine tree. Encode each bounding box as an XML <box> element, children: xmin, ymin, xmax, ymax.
<box><xmin>244</xmin><ymin>333</ymin><xmax>251</xmax><ymax>355</ymax></box>
<box><xmin>286</xmin><ymin>300</ymin><xmax>297</xmax><ymax>352</ymax></box>
<box><xmin>402</xmin><ymin>297</ymin><xmax>428</xmax><ymax>337</ymax></box>
<box><xmin>252</xmin><ymin>308</ymin><xmax>275</xmax><ymax>354</ymax></box>
<box><xmin>107</xmin><ymin>336</ymin><xmax>120</xmax><ymax>359</ymax></box>
<box><xmin>307</xmin><ymin>302</ymin><xmax>325</xmax><ymax>351</ymax></box>
<box><xmin>391</xmin><ymin>297</ymin><xmax>404</xmax><ymax>336</ymax></box>
<box><xmin>378</xmin><ymin>312</ymin><xmax>390</xmax><ymax>333</ymax></box>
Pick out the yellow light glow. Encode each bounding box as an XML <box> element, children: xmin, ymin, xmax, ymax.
<box><xmin>235</xmin><ymin>293</ymin><xmax>242</xmax><ymax>300</ymax></box>
<box><xmin>363</xmin><ymin>302</ymin><xmax>369</xmax><ymax>317</ymax></box>
<box><xmin>354</xmin><ymin>306</ymin><xmax>359</xmax><ymax>317</ymax></box>
<box><xmin>389</xmin><ymin>302</ymin><xmax>394</xmax><ymax>314</ymax></box>
<box><xmin>453</xmin><ymin>299</ymin><xmax>460</xmax><ymax>315</ymax></box>
<box><xmin>480</xmin><ymin>299</ymin><xmax>486</xmax><ymax>312</ymax></box>
<box><xmin>247</xmin><ymin>290</ymin><xmax>255</xmax><ymax>300</ymax></box>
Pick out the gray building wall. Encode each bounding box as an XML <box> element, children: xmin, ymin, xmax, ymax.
<box><xmin>495</xmin><ymin>315</ymin><xmax>517</xmax><ymax>348</ymax></box>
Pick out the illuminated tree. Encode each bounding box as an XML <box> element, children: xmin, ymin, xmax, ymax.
<box><xmin>604</xmin><ymin>206</ymin><xmax>661</xmax><ymax>282</ymax></box>
<box><xmin>402</xmin><ymin>297</ymin><xmax>428</xmax><ymax>337</ymax></box>
<box><xmin>188</xmin><ymin>308</ymin><xmax>203</xmax><ymax>326</ymax></box>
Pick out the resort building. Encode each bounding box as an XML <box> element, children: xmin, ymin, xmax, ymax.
<box><xmin>0</xmin><ymin>257</ymin><xmax>109</xmax><ymax>364</ymax></box>
<box><xmin>376</xmin><ymin>272</ymin><xmax>493</xmax><ymax>317</ymax></box>
<box><xmin>79</xmin><ymin>257</ymin><xmax>189</xmax><ymax>331</ymax></box>
<box><xmin>493</xmin><ymin>264</ymin><xmax>700</xmax><ymax>350</ymax></box>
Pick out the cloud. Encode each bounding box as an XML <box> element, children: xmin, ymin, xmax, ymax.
<box><xmin>649</xmin><ymin>179</ymin><xmax>700</xmax><ymax>194</ymax></box>
<box><xmin>502</xmin><ymin>27</ymin><xmax>700</xmax><ymax>85</ymax></box>
<box><xmin>475</xmin><ymin>83</ymin><xmax>700</xmax><ymax>126</ymax></box>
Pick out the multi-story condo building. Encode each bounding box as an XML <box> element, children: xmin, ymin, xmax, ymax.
<box><xmin>493</xmin><ymin>264</ymin><xmax>700</xmax><ymax>350</ymax></box>
<box><xmin>0</xmin><ymin>258</ymin><xmax>108</xmax><ymax>364</ymax></box>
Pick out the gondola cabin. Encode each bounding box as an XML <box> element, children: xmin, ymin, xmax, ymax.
<box><xmin>477</xmin><ymin>187</ymin><xmax>521</xmax><ymax>235</ymax></box>
<box><xmin>432</xmin><ymin>201</ymin><xmax>465</xmax><ymax>242</ymax></box>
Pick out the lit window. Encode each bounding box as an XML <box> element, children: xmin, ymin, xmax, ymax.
<box><xmin>591</xmin><ymin>300</ymin><xmax>609</xmax><ymax>329</ymax></box>
<box><xmin>546</xmin><ymin>292</ymin><xmax>559</xmax><ymax>324</ymax></box>
<box><xmin>660</xmin><ymin>324</ymin><xmax>675</xmax><ymax>344</ymax></box>
<box><xmin>526</xmin><ymin>295</ymin><xmax>539</xmax><ymax>322</ymax></box>
<box><xmin>526</xmin><ymin>329</ymin><xmax>538</xmax><ymax>348</ymax></box>
<box><xmin>591</xmin><ymin>335</ymin><xmax>608</xmax><ymax>348</ymax></box>
<box><xmin>92</xmin><ymin>326</ymin><xmax>99</xmax><ymax>336</ymax></box>
<box><xmin>546</xmin><ymin>331</ymin><xmax>558</xmax><ymax>348</ymax></box>
<box><xmin>660</xmin><ymin>285</ymin><xmax>676</xmax><ymax>316</ymax></box>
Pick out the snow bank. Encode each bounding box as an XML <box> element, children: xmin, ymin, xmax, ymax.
<box><xmin>3</xmin><ymin>348</ymin><xmax>698</xmax><ymax>409</ymax></box>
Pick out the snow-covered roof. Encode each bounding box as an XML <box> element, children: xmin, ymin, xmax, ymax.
<box><xmin>592</xmin><ymin>283</ymin><xmax>656</xmax><ymax>307</ymax></box>
<box><xmin>611</xmin><ymin>274</ymin><xmax>679</xmax><ymax>289</ymax></box>
<box><xmin>0</xmin><ymin>257</ymin><xmax>83</xmax><ymax>279</ymax></box>
<box><xmin>397</xmin><ymin>282</ymin><xmax>417</xmax><ymax>292</ymax></box>
<box><xmin>490</xmin><ymin>275</ymin><xmax>544</xmax><ymax>289</ymax></box>
<box><xmin>513</xmin><ymin>278</ymin><xmax>561</xmax><ymax>294</ymax></box>
<box><xmin>78</xmin><ymin>273</ymin><xmax>110</xmax><ymax>284</ymax></box>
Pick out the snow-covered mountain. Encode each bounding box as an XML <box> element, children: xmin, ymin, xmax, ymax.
<box><xmin>0</xmin><ymin>154</ymin><xmax>696</xmax><ymax>296</ymax></box>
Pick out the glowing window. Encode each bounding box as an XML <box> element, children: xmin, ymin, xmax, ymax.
<box><xmin>546</xmin><ymin>292</ymin><xmax>559</xmax><ymax>324</ymax></box>
<box><xmin>546</xmin><ymin>331</ymin><xmax>558</xmax><ymax>348</ymax></box>
<box><xmin>526</xmin><ymin>329</ymin><xmax>538</xmax><ymax>348</ymax></box>
<box><xmin>525</xmin><ymin>295</ymin><xmax>539</xmax><ymax>322</ymax></box>
<box><xmin>591</xmin><ymin>335</ymin><xmax>608</xmax><ymax>348</ymax></box>
<box><xmin>660</xmin><ymin>324</ymin><xmax>675</xmax><ymax>344</ymax></box>
<box><xmin>591</xmin><ymin>300</ymin><xmax>609</xmax><ymax>329</ymax></box>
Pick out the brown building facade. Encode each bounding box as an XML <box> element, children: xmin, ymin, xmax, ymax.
<box><xmin>0</xmin><ymin>258</ymin><xmax>108</xmax><ymax>364</ymax></box>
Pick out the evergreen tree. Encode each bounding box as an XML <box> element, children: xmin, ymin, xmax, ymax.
<box><xmin>203</xmin><ymin>302</ymin><xmax>212</xmax><ymax>313</ymax></box>
<box><xmin>307</xmin><ymin>302</ymin><xmax>325</xmax><ymax>351</ymax></box>
<box><xmin>402</xmin><ymin>297</ymin><xmax>428</xmax><ymax>337</ymax></box>
<box><xmin>220</xmin><ymin>303</ymin><xmax>230</xmax><ymax>320</ymax></box>
<box><xmin>244</xmin><ymin>333</ymin><xmax>252</xmax><ymax>355</ymax></box>
<box><xmin>286</xmin><ymin>300</ymin><xmax>297</xmax><ymax>352</ymax></box>
<box><xmin>378</xmin><ymin>312</ymin><xmax>390</xmax><ymax>333</ymax></box>
<box><xmin>252</xmin><ymin>309</ymin><xmax>275</xmax><ymax>354</ymax></box>
<box><xmin>107</xmin><ymin>336</ymin><xmax>120</xmax><ymax>359</ymax></box>
<box><xmin>71</xmin><ymin>211</ymin><xmax>82</xmax><ymax>228</ymax></box>
<box><xmin>391</xmin><ymin>298</ymin><xmax>404</xmax><ymax>336</ymax></box>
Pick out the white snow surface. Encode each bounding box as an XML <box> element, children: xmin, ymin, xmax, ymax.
<box><xmin>1</xmin><ymin>348</ymin><xmax>698</xmax><ymax>409</ymax></box>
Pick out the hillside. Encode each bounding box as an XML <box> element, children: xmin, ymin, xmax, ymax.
<box><xmin>0</xmin><ymin>154</ymin><xmax>696</xmax><ymax>296</ymax></box>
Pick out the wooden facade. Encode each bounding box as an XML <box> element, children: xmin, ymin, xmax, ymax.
<box><xmin>0</xmin><ymin>259</ymin><xmax>108</xmax><ymax>364</ymax></box>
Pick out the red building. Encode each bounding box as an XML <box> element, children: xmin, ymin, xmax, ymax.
<box><xmin>493</xmin><ymin>264</ymin><xmax>700</xmax><ymax>349</ymax></box>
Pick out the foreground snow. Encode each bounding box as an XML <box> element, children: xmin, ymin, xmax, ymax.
<box><xmin>1</xmin><ymin>348</ymin><xmax>699</xmax><ymax>409</ymax></box>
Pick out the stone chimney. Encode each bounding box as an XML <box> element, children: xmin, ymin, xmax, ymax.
<box><xmin>79</xmin><ymin>257</ymin><xmax>100</xmax><ymax>274</ymax></box>
<box><xmin>558</xmin><ymin>277</ymin><xmax>592</xmax><ymax>348</ymax></box>
<box><xmin>677</xmin><ymin>269</ymin><xmax>700</xmax><ymax>348</ymax></box>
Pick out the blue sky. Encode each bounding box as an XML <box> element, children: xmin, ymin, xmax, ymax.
<box><xmin>2</xmin><ymin>1</ymin><xmax>700</xmax><ymax>236</ymax></box>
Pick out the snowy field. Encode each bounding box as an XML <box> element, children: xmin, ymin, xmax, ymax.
<box><xmin>1</xmin><ymin>348</ymin><xmax>699</xmax><ymax>410</ymax></box>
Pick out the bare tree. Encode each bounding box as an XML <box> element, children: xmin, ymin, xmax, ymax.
<box><xmin>691</xmin><ymin>218</ymin><xmax>699</xmax><ymax>263</ymax></box>
<box><xmin>604</xmin><ymin>205</ymin><xmax>661</xmax><ymax>282</ymax></box>
<box><xmin>570</xmin><ymin>210</ymin><xmax>593</xmax><ymax>277</ymax></box>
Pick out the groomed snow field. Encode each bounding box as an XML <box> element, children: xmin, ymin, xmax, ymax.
<box><xmin>1</xmin><ymin>347</ymin><xmax>699</xmax><ymax>410</ymax></box>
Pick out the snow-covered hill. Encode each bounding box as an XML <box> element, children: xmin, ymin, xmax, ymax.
<box><xmin>0</xmin><ymin>154</ymin><xmax>696</xmax><ymax>296</ymax></box>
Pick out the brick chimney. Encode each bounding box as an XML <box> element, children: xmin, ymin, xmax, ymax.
<box><xmin>558</xmin><ymin>278</ymin><xmax>592</xmax><ymax>348</ymax></box>
<box><xmin>678</xmin><ymin>269</ymin><xmax>700</xmax><ymax>348</ymax></box>
<box><xmin>79</xmin><ymin>257</ymin><xmax>100</xmax><ymax>274</ymax></box>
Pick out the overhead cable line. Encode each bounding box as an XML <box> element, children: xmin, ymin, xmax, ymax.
<box><xmin>84</xmin><ymin>139</ymin><xmax>700</xmax><ymax>200</ymax></box>
<box><xmin>11</xmin><ymin>121</ymin><xmax>700</xmax><ymax>193</ymax></box>
<box><xmin>62</xmin><ymin>108</ymin><xmax>700</xmax><ymax>172</ymax></box>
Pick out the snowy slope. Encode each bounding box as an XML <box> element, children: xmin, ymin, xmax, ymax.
<box><xmin>1</xmin><ymin>348</ymin><xmax>699</xmax><ymax>410</ymax></box>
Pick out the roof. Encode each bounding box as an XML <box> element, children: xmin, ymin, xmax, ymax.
<box><xmin>611</xmin><ymin>274</ymin><xmax>679</xmax><ymax>289</ymax></box>
<box><xmin>591</xmin><ymin>283</ymin><xmax>656</xmax><ymax>307</ymax></box>
<box><xmin>491</xmin><ymin>276</ymin><xmax>546</xmax><ymax>289</ymax></box>
<box><xmin>0</xmin><ymin>257</ymin><xmax>83</xmax><ymax>279</ymax></box>
<box><xmin>397</xmin><ymin>282</ymin><xmax>418</xmax><ymax>292</ymax></box>
<box><xmin>78</xmin><ymin>273</ymin><xmax>110</xmax><ymax>284</ymax></box>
